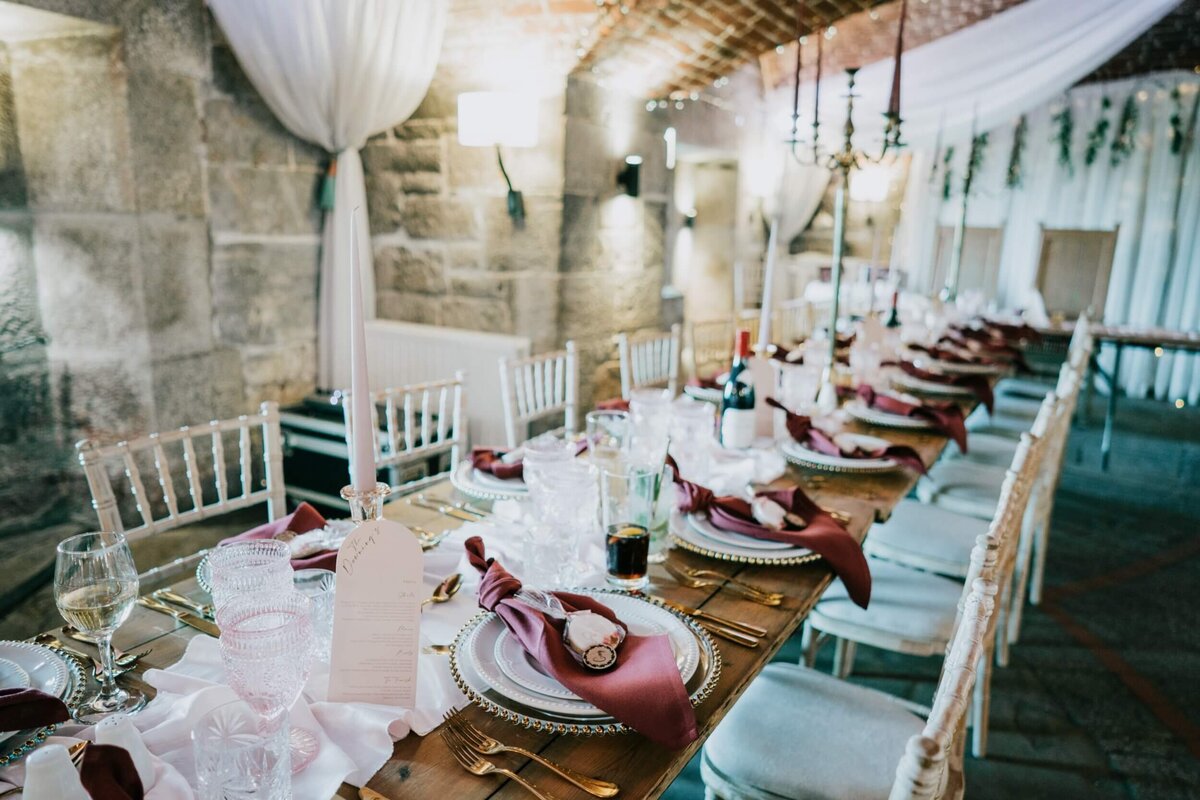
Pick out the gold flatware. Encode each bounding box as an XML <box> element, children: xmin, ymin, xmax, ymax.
<box><xmin>33</xmin><ymin>634</ymin><xmax>145</xmax><ymax>673</ymax></box>
<box><xmin>661</xmin><ymin>562</ymin><xmax>782</xmax><ymax>606</ymax></box>
<box><xmin>420</xmin><ymin>494</ymin><xmax>488</xmax><ymax>518</ymax></box>
<box><xmin>411</xmin><ymin>525</ymin><xmax>449</xmax><ymax>551</ymax></box>
<box><xmin>421</xmin><ymin>573</ymin><xmax>463</xmax><ymax>609</ymax></box>
<box><xmin>652</xmin><ymin>597</ymin><xmax>768</xmax><ymax>637</ymax></box>
<box><xmin>669</xmin><ymin>564</ymin><xmax>784</xmax><ymax>603</ymax></box>
<box><xmin>59</xmin><ymin>628</ymin><xmax>149</xmax><ymax>665</ymax></box>
<box><xmin>442</xmin><ymin>725</ymin><xmax>559</xmax><ymax>800</ymax></box>
<box><xmin>694</xmin><ymin>621</ymin><xmax>759</xmax><ymax>648</ymax></box>
<box><xmin>444</xmin><ymin>711</ymin><xmax>618</xmax><ymax>797</ymax></box>
<box><xmin>137</xmin><ymin>596</ymin><xmax>221</xmax><ymax>637</ymax></box>
<box><xmin>152</xmin><ymin>589</ymin><xmax>215</xmax><ymax>619</ymax></box>
<box><xmin>407</xmin><ymin>497</ymin><xmax>479</xmax><ymax>523</ymax></box>
<box><xmin>422</xmin><ymin>643</ymin><xmax>452</xmax><ymax>655</ymax></box>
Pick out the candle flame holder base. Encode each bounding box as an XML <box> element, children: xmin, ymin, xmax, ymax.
<box><xmin>341</xmin><ymin>483</ymin><xmax>392</xmax><ymax>522</ymax></box>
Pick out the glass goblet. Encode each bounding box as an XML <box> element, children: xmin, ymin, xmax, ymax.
<box><xmin>292</xmin><ymin>569</ymin><xmax>336</xmax><ymax>662</ymax></box>
<box><xmin>207</xmin><ymin>540</ymin><xmax>293</xmax><ymax>615</ymax></box>
<box><xmin>218</xmin><ymin>591</ymin><xmax>319</xmax><ymax>772</ymax></box>
<box><xmin>194</xmin><ymin>699</ymin><xmax>291</xmax><ymax>800</ymax></box>
<box><xmin>54</xmin><ymin>532</ymin><xmax>146</xmax><ymax>723</ymax></box>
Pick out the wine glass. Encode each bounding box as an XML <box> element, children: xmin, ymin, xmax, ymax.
<box><xmin>218</xmin><ymin>591</ymin><xmax>319</xmax><ymax>772</ymax></box>
<box><xmin>54</xmin><ymin>531</ymin><xmax>146</xmax><ymax>723</ymax></box>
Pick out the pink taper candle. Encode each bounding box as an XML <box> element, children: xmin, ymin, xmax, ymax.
<box><xmin>348</xmin><ymin>207</ymin><xmax>376</xmax><ymax>493</ymax></box>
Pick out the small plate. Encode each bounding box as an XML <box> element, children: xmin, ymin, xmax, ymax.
<box><xmin>0</xmin><ymin>658</ymin><xmax>31</xmax><ymax>691</ymax></box>
<box><xmin>891</xmin><ymin>372</ymin><xmax>974</xmax><ymax>397</ymax></box>
<box><xmin>450</xmin><ymin>460</ymin><xmax>529</xmax><ymax>501</ymax></box>
<box><xmin>687</xmin><ymin>512</ymin><xmax>794</xmax><ymax>551</ymax></box>
<box><xmin>781</xmin><ymin>439</ymin><xmax>897</xmax><ymax>472</ymax></box>
<box><xmin>843</xmin><ymin>399</ymin><xmax>934</xmax><ymax>430</ymax></box>
<box><xmin>472</xmin><ymin>469</ymin><xmax>528</xmax><ymax>492</ymax></box>
<box><xmin>670</xmin><ymin>511</ymin><xmax>818</xmax><ymax>565</ymax></box>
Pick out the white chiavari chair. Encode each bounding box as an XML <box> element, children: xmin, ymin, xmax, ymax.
<box><xmin>75</xmin><ymin>402</ymin><xmax>287</xmax><ymax>584</ymax></box>
<box><xmin>615</xmin><ymin>325</ymin><xmax>681</xmax><ymax>399</ymax></box>
<box><xmin>340</xmin><ymin>371</ymin><xmax>466</xmax><ymax>495</ymax></box>
<box><xmin>687</xmin><ymin>319</ymin><xmax>735</xmax><ymax>381</ymax></box>
<box><xmin>498</xmin><ymin>341</ymin><xmax>577</xmax><ymax>448</ymax></box>
<box><xmin>777</xmin><ymin>298</ymin><xmax>815</xmax><ymax>345</ymax></box>
<box><xmin>699</xmin><ymin>576</ymin><xmax>999</xmax><ymax>800</ymax></box>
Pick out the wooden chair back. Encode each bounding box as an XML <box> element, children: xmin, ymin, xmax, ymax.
<box><xmin>1035</xmin><ymin>227</ymin><xmax>1118</xmax><ymax>319</ymax></box>
<box><xmin>340</xmin><ymin>371</ymin><xmax>466</xmax><ymax>494</ymax></box>
<box><xmin>686</xmin><ymin>319</ymin><xmax>735</xmax><ymax>380</ymax></box>
<box><xmin>615</xmin><ymin>325</ymin><xmax>681</xmax><ymax>399</ymax></box>
<box><xmin>498</xmin><ymin>342</ymin><xmax>578</xmax><ymax>448</ymax></box>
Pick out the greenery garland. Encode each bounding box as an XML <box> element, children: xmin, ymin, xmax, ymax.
<box><xmin>941</xmin><ymin>145</ymin><xmax>956</xmax><ymax>200</ymax></box>
<box><xmin>1052</xmin><ymin>105</ymin><xmax>1074</xmax><ymax>176</ymax></box>
<box><xmin>965</xmin><ymin>132</ymin><xmax>988</xmax><ymax>196</ymax></box>
<box><xmin>1006</xmin><ymin>115</ymin><xmax>1027</xmax><ymax>189</ymax></box>
<box><xmin>1084</xmin><ymin>97</ymin><xmax>1111</xmax><ymax>166</ymax></box>
<box><xmin>1110</xmin><ymin>95</ymin><xmax>1138</xmax><ymax>167</ymax></box>
<box><xmin>1169</xmin><ymin>87</ymin><xmax>1185</xmax><ymax>155</ymax></box>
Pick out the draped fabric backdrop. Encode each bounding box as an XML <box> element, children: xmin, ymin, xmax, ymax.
<box><xmin>898</xmin><ymin>73</ymin><xmax>1200</xmax><ymax>403</ymax></box>
<box><xmin>207</xmin><ymin>0</ymin><xmax>449</xmax><ymax>390</ymax></box>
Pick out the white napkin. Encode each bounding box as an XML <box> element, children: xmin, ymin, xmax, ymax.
<box><xmin>699</xmin><ymin>441</ymin><xmax>787</xmax><ymax>496</ymax></box>
<box><xmin>0</xmin><ymin>734</ymin><xmax>193</xmax><ymax>800</ymax></box>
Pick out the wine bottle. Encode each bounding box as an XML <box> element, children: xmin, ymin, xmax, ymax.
<box><xmin>720</xmin><ymin>329</ymin><xmax>756</xmax><ymax>449</ymax></box>
<box><xmin>885</xmin><ymin>290</ymin><xmax>901</xmax><ymax>328</ymax></box>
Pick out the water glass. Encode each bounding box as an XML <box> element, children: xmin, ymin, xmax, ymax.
<box><xmin>208</xmin><ymin>540</ymin><xmax>294</xmax><ymax>615</ymax></box>
<box><xmin>54</xmin><ymin>532</ymin><xmax>145</xmax><ymax>723</ymax></box>
<box><xmin>669</xmin><ymin>399</ymin><xmax>715</xmax><ymax>486</ymax></box>
<box><xmin>293</xmin><ymin>569</ymin><xmax>336</xmax><ymax>662</ymax></box>
<box><xmin>522</xmin><ymin>434</ymin><xmax>578</xmax><ymax>496</ymax></box>
<box><xmin>599</xmin><ymin>463</ymin><xmax>671</xmax><ymax>587</ymax></box>
<box><xmin>849</xmin><ymin>341</ymin><xmax>883</xmax><ymax>385</ymax></box>
<box><xmin>586</xmin><ymin>410</ymin><xmax>630</xmax><ymax>472</ymax></box>
<box><xmin>194</xmin><ymin>699</ymin><xmax>291</xmax><ymax>800</ymax></box>
<box><xmin>628</xmin><ymin>388</ymin><xmax>672</xmax><ymax>464</ymax></box>
<box><xmin>524</xmin><ymin>461</ymin><xmax>598</xmax><ymax>588</ymax></box>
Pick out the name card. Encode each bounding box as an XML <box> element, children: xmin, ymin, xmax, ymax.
<box><xmin>327</xmin><ymin>519</ymin><xmax>423</xmax><ymax>707</ymax></box>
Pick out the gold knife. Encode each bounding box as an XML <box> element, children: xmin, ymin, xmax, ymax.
<box><xmin>655</xmin><ymin>598</ymin><xmax>769</xmax><ymax>637</ymax></box>
<box><xmin>137</xmin><ymin>596</ymin><xmax>221</xmax><ymax>637</ymax></box>
<box><xmin>407</xmin><ymin>497</ymin><xmax>479</xmax><ymax>522</ymax></box>
<box><xmin>153</xmin><ymin>589</ymin><xmax>215</xmax><ymax>619</ymax></box>
<box><xmin>695</xmin><ymin>621</ymin><xmax>759</xmax><ymax>648</ymax></box>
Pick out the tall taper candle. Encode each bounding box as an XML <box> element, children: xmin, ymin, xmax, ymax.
<box><xmin>757</xmin><ymin>213</ymin><xmax>780</xmax><ymax>352</ymax></box>
<box><xmin>348</xmin><ymin>207</ymin><xmax>376</xmax><ymax>493</ymax></box>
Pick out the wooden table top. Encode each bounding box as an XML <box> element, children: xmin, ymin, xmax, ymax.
<box><xmin>1037</xmin><ymin>322</ymin><xmax>1200</xmax><ymax>352</ymax></box>
<box><xmin>34</xmin><ymin>396</ymin><xmax>975</xmax><ymax>800</ymax></box>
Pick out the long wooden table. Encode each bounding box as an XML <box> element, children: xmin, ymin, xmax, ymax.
<box><xmin>35</xmin><ymin>400</ymin><xmax>975</xmax><ymax>800</ymax></box>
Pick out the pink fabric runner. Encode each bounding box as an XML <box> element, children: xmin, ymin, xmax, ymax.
<box><xmin>765</xmin><ymin>398</ymin><xmax>926</xmax><ymax>474</ymax></box>
<box><xmin>856</xmin><ymin>385</ymin><xmax>969</xmax><ymax>454</ymax></box>
<box><xmin>464</xmin><ymin>538</ymin><xmax>698</xmax><ymax>749</ymax></box>
<box><xmin>218</xmin><ymin>502</ymin><xmax>335</xmax><ymax>571</ymax></box>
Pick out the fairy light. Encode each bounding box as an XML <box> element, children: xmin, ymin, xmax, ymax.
<box><xmin>1175</xmin><ymin>399</ymin><xmax>1186</xmax><ymax>409</ymax></box>
<box><xmin>1154</xmin><ymin>346</ymin><xmax>1164</xmax><ymax>357</ymax></box>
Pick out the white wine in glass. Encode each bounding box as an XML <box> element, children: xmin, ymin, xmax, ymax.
<box><xmin>54</xmin><ymin>532</ymin><xmax>146</xmax><ymax>723</ymax></box>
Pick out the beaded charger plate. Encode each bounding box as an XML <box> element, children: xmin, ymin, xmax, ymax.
<box><xmin>450</xmin><ymin>460</ymin><xmax>528</xmax><ymax>501</ymax></box>
<box><xmin>843</xmin><ymin>400</ymin><xmax>934</xmax><ymax>431</ymax></box>
<box><xmin>891</xmin><ymin>371</ymin><xmax>974</xmax><ymax>397</ymax></box>
<box><xmin>909</xmin><ymin>355</ymin><xmax>1007</xmax><ymax>376</ymax></box>
<box><xmin>0</xmin><ymin>642</ymin><xmax>86</xmax><ymax>768</ymax></box>
<box><xmin>669</xmin><ymin>511</ymin><xmax>821</xmax><ymax>566</ymax></box>
<box><xmin>449</xmin><ymin>589</ymin><xmax>721</xmax><ymax>736</ymax></box>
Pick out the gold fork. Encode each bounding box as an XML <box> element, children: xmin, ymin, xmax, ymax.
<box><xmin>444</xmin><ymin>711</ymin><xmax>618</xmax><ymax>797</ymax></box>
<box><xmin>442</xmin><ymin>725</ymin><xmax>559</xmax><ymax>800</ymax></box>
<box><xmin>0</xmin><ymin>742</ymin><xmax>88</xmax><ymax>799</ymax></box>
<box><xmin>670</xmin><ymin>564</ymin><xmax>784</xmax><ymax>603</ymax></box>
<box><xmin>661</xmin><ymin>562</ymin><xmax>782</xmax><ymax>606</ymax></box>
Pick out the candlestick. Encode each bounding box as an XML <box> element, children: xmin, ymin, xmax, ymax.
<box><xmin>788</xmin><ymin>0</ymin><xmax>804</xmax><ymax>145</ymax></box>
<box><xmin>812</xmin><ymin>26</ymin><xmax>823</xmax><ymax>155</ymax></box>
<box><xmin>758</xmin><ymin>214</ymin><xmax>780</xmax><ymax>352</ymax></box>
<box><xmin>348</xmin><ymin>207</ymin><xmax>377</xmax><ymax>494</ymax></box>
<box><xmin>888</xmin><ymin>0</ymin><xmax>907</xmax><ymax>118</ymax></box>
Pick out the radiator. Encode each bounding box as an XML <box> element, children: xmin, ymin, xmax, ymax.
<box><xmin>365</xmin><ymin>320</ymin><xmax>531</xmax><ymax>447</ymax></box>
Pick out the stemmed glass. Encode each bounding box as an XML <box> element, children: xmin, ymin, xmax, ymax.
<box><xmin>207</xmin><ymin>540</ymin><xmax>293</xmax><ymax>614</ymax></box>
<box><xmin>54</xmin><ymin>531</ymin><xmax>146</xmax><ymax>723</ymax></box>
<box><xmin>218</xmin><ymin>591</ymin><xmax>318</xmax><ymax>773</ymax></box>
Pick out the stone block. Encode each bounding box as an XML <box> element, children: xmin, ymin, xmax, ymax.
<box><xmin>8</xmin><ymin>34</ymin><xmax>135</xmax><ymax>212</ymax></box>
<box><xmin>408</xmin><ymin>78</ymin><xmax>456</xmax><ymax>121</ymax></box>
<box><xmin>208</xmin><ymin>166</ymin><xmax>321</xmax><ymax>235</ymax></box>
<box><xmin>597</xmin><ymin>225</ymin><xmax>642</xmax><ymax>272</ymax></box>
<box><xmin>559</xmin><ymin>193</ymin><xmax>599</xmax><ymax>271</ymax></box>
<box><xmin>563</xmin><ymin>117</ymin><xmax>614</xmax><ymax>197</ymax></box>
<box><xmin>0</xmin><ymin>216</ymin><xmax>40</xmax><ymax>345</ymax></box>
<box><xmin>400</xmin><ymin>171</ymin><xmax>442</xmax><ymax>194</ymax></box>
<box><xmin>377</xmin><ymin>290</ymin><xmax>442</xmax><ymax>326</ymax></box>
<box><xmin>151</xmin><ymin>348</ymin><xmax>245</xmax><ymax>430</ymax></box>
<box><xmin>511</xmin><ymin>273</ymin><xmax>558</xmax><ymax>351</ymax></box>
<box><xmin>123</xmin><ymin>0</ymin><xmax>211</xmax><ymax>80</ymax></box>
<box><xmin>211</xmin><ymin>44</ymin><xmax>259</xmax><ymax>100</ymax></box>
<box><xmin>558</xmin><ymin>274</ymin><xmax>610</xmax><ymax>340</ymax></box>
<box><xmin>139</xmin><ymin>218</ymin><xmax>213</xmax><ymax>359</ymax></box>
<box><xmin>0</xmin><ymin>49</ymin><xmax>27</xmax><ymax>210</ymax></box>
<box><xmin>403</xmin><ymin>196</ymin><xmax>477</xmax><ymax>241</ymax></box>
<box><xmin>365</xmin><ymin>172</ymin><xmax>405</xmax><ymax>234</ymax></box>
<box><xmin>446</xmin><ymin>243</ymin><xmax>484</xmax><ymax>272</ymax></box>
<box><xmin>643</xmin><ymin>200</ymin><xmax>667</xmax><ymax>267</ymax></box>
<box><xmin>483</xmin><ymin>196</ymin><xmax>561</xmax><ymax>271</ymax></box>
<box><xmin>375</xmin><ymin>245</ymin><xmax>444</xmax><ymax>294</ymax></box>
<box><xmin>448</xmin><ymin>274</ymin><xmax>511</xmax><ymax>300</ymax></box>
<box><xmin>211</xmin><ymin>242</ymin><xmax>318</xmax><ymax>347</ymax></box>
<box><xmin>611</xmin><ymin>270</ymin><xmax>663</xmax><ymax>330</ymax></box>
<box><xmin>127</xmin><ymin>70</ymin><xmax>206</xmax><ymax>214</ymax></box>
<box><xmin>394</xmin><ymin>119</ymin><xmax>445</xmax><ymax>140</ymax></box>
<box><xmin>441</xmin><ymin>296</ymin><xmax>513</xmax><ymax>334</ymax></box>
<box><xmin>204</xmin><ymin>97</ymin><xmax>293</xmax><ymax>167</ymax></box>
<box><xmin>362</xmin><ymin>140</ymin><xmax>442</xmax><ymax>174</ymax></box>
<box><xmin>241</xmin><ymin>340</ymin><xmax>317</xmax><ymax>408</ymax></box>
<box><xmin>54</xmin><ymin>355</ymin><xmax>155</xmax><ymax>441</ymax></box>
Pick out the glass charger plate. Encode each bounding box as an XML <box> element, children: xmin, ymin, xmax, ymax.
<box><xmin>670</xmin><ymin>511</ymin><xmax>819</xmax><ymax>566</ymax></box>
<box><xmin>450</xmin><ymin>461</ymin><xmax>528</xmax><ymax>501</ymax></box>
<box><xmin>843</xmin><ymin>400</ymin><xmax>934</xmax><ymax>431</ymax></box>
<box><xmin>0</xmin><ymin>642</ymin><xmax>86</xmax><ymax>768</ymax></box>
<box><xmin>891</xmin><ymin>372</ymin><xmax>974</xmax><ymax>397</ymax></box>
<box><xmin>450</xmin><ymin>590</ymin><xmax>721</xmax><ymax>736</ymax></box>
<box><xmin>780</xmin><ymin>439</ymin><xmax>898</xmax><ymax>473</ymax></box>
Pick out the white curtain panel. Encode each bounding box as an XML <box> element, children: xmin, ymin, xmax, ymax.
<box><xmin>207</xmin><ymin>0</ymin><xmax>449</xmax><ymax>390</ymax></box>
<box><xmin>900</xmin><ymin>72</ymin><xmax>1200</xmax><ymax>403</ymax></box>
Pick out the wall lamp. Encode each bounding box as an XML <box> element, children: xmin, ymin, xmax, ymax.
<box><xmin>617</xmin><ymin>155</ymin><xmax>642</xmax><ymax>197</ymax></box>
<box><xmin>683</xmin><ymin>209</ymin><xmax>697</xmax><ymax>228</ymax></box>
<box><xmin>457</xmin><ymin>91</ymin><xmax>539</xmax><ymax>226</ymax></box>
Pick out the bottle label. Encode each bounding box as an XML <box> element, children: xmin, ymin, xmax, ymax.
<box><xmin>721</xmin><ymin>408</ymin><xmax>756</xmax><ymax>449</ymax></box>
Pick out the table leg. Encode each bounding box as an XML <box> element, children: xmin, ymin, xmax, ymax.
<box><xmin>1100</xmin><ymin>342</ymin><xmax>1122</xmax><ymax>471</ymax></box>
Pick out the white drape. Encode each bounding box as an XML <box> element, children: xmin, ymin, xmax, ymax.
<box><xmin>899</xmin><ymin>73</ymin><xmax>1200</xmax><ymax>403</ymax></box>
<box><xmin>207</xmin><ymin>0</ymin><xmax>449</xmax><ymax>390</ymax></box>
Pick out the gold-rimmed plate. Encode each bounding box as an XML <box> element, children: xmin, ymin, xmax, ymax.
<box><xmin>669</xmin><ymin>511</ymin><xmax>821</xmax><ymax>566</ymax></box>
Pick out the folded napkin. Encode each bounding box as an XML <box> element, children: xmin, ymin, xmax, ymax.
<box><xmin>471</xmin><ymin>447</ymin><xmax>525</xmax><ymax>480</ymax></box>
<box><xmin>856</xmin><ymin>385</ymin><xmax>969</xmax><ymax>454</ymax></box>
<box><xmin>895</xmin><ymin>361</ymin><xmax>993</xmax><ymax>413</ymax></box>
<box><xmin>668</xmin><ymin>465</ymin><xmax>870</xmax><ymax>608</ymax></box>
<box><xmin>80</xmin><ymin>744</ymin><xmax>145</xmax><ymax>800</ymax></box>
<box><xmin>218</xmin><ymin>502</ymin><xmax>334</xmax><ymax>571</ymax></box>
<box><xmin>595</xmin><ymin>397</ymin><xmax>631</xmax><ymax>412</ymax></box>
<box><xmin>0</xmin><ymin>688</ymin><xmax>71</xmax><ymax>731</ymax></box>
<box><xmin>765</xmin><ymin>399</ymin><xmax>925</xmax><ymax>474</ymax></box>
<box><xmin>465</xmin><ymin>537</ymin><xmax>698</xmax><ymax>749</ymax></box>
<box><xmin>980</xmin><ymin>319</ymin><xmax>1042</xmax><ymax>343</ymax></box>
<box><xmin>910</xmin><ymin>342</ymin><xmax>1001</xmax><ymax>365</ymax></box>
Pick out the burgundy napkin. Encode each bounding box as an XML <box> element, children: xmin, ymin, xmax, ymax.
<box><xmin>471</xmin><ymin>447</ymin><xmax>525</xmax><ymax>480</ymax></box>
<box><xmin>896</xmin><ymin>361</ymin><xmax>994</xmax><ymax>413</ymax></box>
<box><xmin>668</xmin><ymin>467</ymin><xmax>871</xmax><ymax>608</ymax></box>
<box><xmin>595</xmin><ymin>397</ymin><xmax>631</xmax><ymax>412</ymax></box>
<box><xmin>765</xmin><ymin>399</ymin><xmax>926</xmax><ymax>474</ymax></box>
<box><xmin>857</xmin><ymin>385</ymin><xmax>969</xmax><ymax>454</ymax></box>
<box><xmin>80</xmin><ymin>744</ymin><xmax>145</xmax><ymax>800</ymax></box>
<box><xmin>980</xmin><ymin>319</ymin><xmax>1042</xmax><ymax>343</ymax></box>
<box><xmin>218</xmin><ymin>502</ymin><xmax>334</xmax><ymax>570</ymax></box>
<box><xmin>911</xmin><ymin>342</ymin><xmax>1001</xmax><ymax>366</ymax></box>
<box><xmin>0</xmin><ymin>688</ymin><xmax>70</xmax><ymax>731</ymax></box>
<box><xmin>464</xmin><ymin>538</ymin><xmax>698</xmax><ymax>749</ymax></box>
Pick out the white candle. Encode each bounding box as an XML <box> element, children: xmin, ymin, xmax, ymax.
<box><xmin>348</xmin><ymin>207</ymin><xmax>376</xmax><ymax>494</ymax></box>
<box><xmin>758</xmin><ymin>214</ymin><xmax>779</xmax><ymax>351</ymax></box>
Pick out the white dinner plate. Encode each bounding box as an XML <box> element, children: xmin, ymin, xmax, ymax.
<box><xmin>461</xmin><ymin>591</ymin><xmax>698</xmax><ymax>718</ymax></box>
<box><xmin>0</xmin><ymin>659</ymin><xmax>30</xmax><ymax>691</ymax></box>
<box><xmin>843</xmin><ymin>399</ymin><xmax>934</xmax><ymax>430</ymax></box>
<box><xmin>891</xmin><ymin>371</ymin><xmax>974</xmax><ymax>397</ymax></box>
<box><xmin>670</xmin><ymin>511</ymin><xmax>817</xmax><ymax>565</ymax></box>
<box><xmin>687</xmin><ymin>511</ymin><xmax>794</xmax><ymax>551</ymax></box>
<box><xmin>0</xmin><ymin>642</ymin><xmax>84</xmax><ymax>760</ymax></box>
<box><xmin>472</xmin><ymin>468</ymin><xmax>528</xmax><ymax>492</ymax></box>
<box><xmin>780</xmin><ymin>439</ymin><xmax>897</xmax><ymax>472</ymax></box>
<box><xmin>451</xmin><ymin>460</ymin><xmax>528</xmax><ymax>501</ymax></box>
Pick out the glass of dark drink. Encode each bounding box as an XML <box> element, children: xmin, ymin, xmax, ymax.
<box><xmin>600</xmin><ymin>464</ymin><xmax>658</xmax><ymax>589</ymax></box>
<box><xmin>605</xmin><ymin>524</ymin><xmax>650</xmax><ymax>590</ymax></box>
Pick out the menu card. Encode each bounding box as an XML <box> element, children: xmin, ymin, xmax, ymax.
<box><xmin>327</xmin><ymin>519</ymin><xmax>423</xmax><ymax>707</ymax></box>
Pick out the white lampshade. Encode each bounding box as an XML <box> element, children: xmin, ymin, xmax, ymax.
<box><xmin>457</xmin><ymin>91</ymin><xmax>539</xmax><ymax>148</ymax></box>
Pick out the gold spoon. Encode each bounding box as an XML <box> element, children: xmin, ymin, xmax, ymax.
<box><xmin>420</xmin><ymin>573</ymin><xmax>463</xmax><ymax>609</ymax></box>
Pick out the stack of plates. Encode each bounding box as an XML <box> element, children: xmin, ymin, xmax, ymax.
<box><xmin>450</xmin><ymin>590</ymin><xmax>721</xmax><ymax>735</ymax></box>
<box><xmin>450</xmin><ymin>461</ymin><xmax>528</xmax><ymax>501</ymax></box>
<box><xmin>0</xmin><ymin>641</ymin><xmax>85</xmax><ymax>767</ymax></box>
<box><xmin>844</xmin><ymin>399</ymin><xmax>935</xmax><ymax>430</ymax></box>
<box><xmin>891</xmin><ymin>371</ymin><xmax>974</xmax><ymax>397</ymax></box>
<box><xmin>669</xmin><ymin>511</ymin><xmax>820</xmax><ymax>566</ymax></box>
<box><xmin>910</xmin><ymin>356</ymin><xmax>1006</xmax><ymax>376</ymax></box>
<box><xmin>780</xmin><ymin>433</ymin><xmax>899</xmax><ymax>473</ymax></box>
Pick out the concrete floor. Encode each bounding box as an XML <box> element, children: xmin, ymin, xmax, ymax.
<box><xmin>666</xmin><ymin>394</ymin><xmax>1200</xmax><ymax>799</ymax></box>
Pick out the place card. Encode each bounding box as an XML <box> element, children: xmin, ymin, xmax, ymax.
<box><xmin>327</xmin><ymin>519</ymin><xmax>423</xmax><ymax>707</ymax></box>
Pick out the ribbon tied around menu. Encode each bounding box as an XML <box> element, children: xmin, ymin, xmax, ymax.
<box><xmin>765</xmin><ymin>398</ymin><xmax>926</xmax><ymax>474</ymax></box>
<box><xmin>666</xmin><ymin>461</ymin><xmax>871</xmax><ymax>609</ymax></box>
<box><xmin>855</xmin><ymin>385</ymin><xmax>969</xmax><ymax>454</ymax></box>
<box><xmin>463</xmin><ymin>537</ymin><xmax>698</xmax><ymax>749</ymax></box>
<box><xmin>220</xmin><ymin>501</ymin><xmax>335</xmax><ymax>570</ymax></box>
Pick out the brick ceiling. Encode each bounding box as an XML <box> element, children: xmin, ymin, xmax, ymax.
<box><xmin>1080</xmin><ymin>0</ymin><xmax>1200</xmax><ymax>84</ymax></box>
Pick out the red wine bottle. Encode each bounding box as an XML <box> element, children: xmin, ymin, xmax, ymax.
<box><xmin>720</xmin><ymin>329</ymin><xmax>756</xmax><ymax>449</ymax></box>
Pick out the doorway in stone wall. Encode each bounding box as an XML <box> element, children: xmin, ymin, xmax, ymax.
<box><xmin>672</xmin><ymin>156</ymin><xmax>738</xmax><ymax>323</ymax></box>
